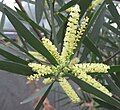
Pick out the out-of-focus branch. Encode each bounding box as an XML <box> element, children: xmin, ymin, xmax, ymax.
<box><xmin>103</xmin><ymin>50</ymin><xmax>120</xmax><ymax>63</ymax></box>
<box><xmin>15</xmin><ymin>0</ymin><xmax>43</xmax><ymax>40</ymax></box>
<box><xmin>15</xmin><ymin>0</ymin><xmax>26</xmax><ymax>14</ymax></box>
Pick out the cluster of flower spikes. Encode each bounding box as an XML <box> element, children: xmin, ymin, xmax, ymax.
<box><xmin>27</xmin><ymin>4</ymin><xmax>112</xmax><ymax>103</ymax></box>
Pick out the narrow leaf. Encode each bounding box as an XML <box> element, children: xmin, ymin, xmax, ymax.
<box><xmin>0</xmin><ymin>48</ymin><xmax>28</xmax><ymax>65</ymax></box>
<box><xmin>15</xmin><ymin>8</ymin><xmax>50</xmax><ymax>36</ymax></box>
<box><xmin>105</xmin><ymin>0</ymin><xmax>120</xmax><ymax>28</ymax></box>
<box><xmin>68</xmin><ymin>74</ymin><xmax>120</xmax><ymax>109</ymax></box>
<box><xmin>109</xmin><ymin>65</ymin><xmax>120</xmax><ymax>73</ymax></box>
<box><xmin>0</xmin><ymin>32</ymin><xmax>40</xmax><ymax>63</ymax></box>
<box><xmin>0</xmin><ymin>13</ymin><xmax>5</xmax><ymax>30</ymax></box>
<box><xmin>104</xmin><ymin>23</ymin><xmax>120</xmax><ymax>35</ymax></box>
<box><xmin>59</xmin><ymin>0</ymin><xmax>78</xmax><ymax>12</ymax></box>
<box><xmin>4</xmin><ymin>8</ymin><xmax>58</xmax><ymax>66</ymax></box>
<box><xmin>83</xmin><ymin>36</ymin><xmax>103</xmax><ymax>60</ymax></box>
<box><xmin>0</xmin><ymin>61</ymin><xmax>33</xmax><ymax>76</ymax></box>
<box><xmin>105</xmin><ymin>75</ymin><xmax>120</xmax><ymax>97</ymax></box>
<box><xmin>100</xmin><ymin>36</ymin><xmax>118</xmax><ymax>49</ymax></box>
<box><xmin>35</xmin><ymin>82</ymin><xmax>54</xmax><ymax>110</ymax></box>
<box><xmin>21</xmin><ymin>85</ymin><xmax>51</xmax><ymax>104</ymax></box>
<box><xmin>0</xmin><ymin>3</ymin><xmax>23</xmax><ymax>20</ymax></box>
<box><xmin>94</xmin><ymin>98</ymin><xmax>120</xmax><ymax>110</ymax></box>
<box><xmin>35</xmin><ymin>0</ymin><xmax>45</xmax><ymax>24</ymax></box>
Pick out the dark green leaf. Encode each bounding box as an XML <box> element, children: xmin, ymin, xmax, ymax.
<box><xmin>56</xmin><ymin>22</ymin><xmax>67</xmax><ymax>46</ymax></box>
<box><xmin>54</xmin><ymin>14</ymin><xmax>63</xmax><ymax>26</ymax></box>
<box><xmin>78</xmin><ymin>0</ymin><xmax>92</xmax><ymax>16</ymax></box>
<box><xmin>58</xmin><ymin>0</ymin><xmax>78</xmax><ymax>12</ymax></box>
<box><xmin>15</xmin><ymin>8</ymin><xmax>50</xmax><ymax>36</ymax></box>
<box><xmin>94</xmin><ymin>98</ymin><xmax>120</xmax><ymax>110</ymax></box>
<box><xmin>104</xmin><ymin>23</ymin><xmax>120</xmax><ymax>35</ymax></box>
<box><xmin>105</xmin><ymin>75</ymin><xmax>120</xmax><ymax>97</ymax></box>
<box><xmin>21</xmin><ymin>85</ymin><xmax>51</xmax><ymax>104</ymax></box>
<box><xmin>0</xmin><ymin>32</ymin><xmax>40</xmax><ymax>63</ymax></box>
<box><xmin>109</xmin><ymin>65</ymin><xmax>120</xmax><ymax>73</ymax></box>
<box><xmin>0</xmin><ymin>2</ymin><xmax>23</xmax><ymax>20</ymax></box>
<box><xmin>0</xmin><ymin>48</ymin><xmax>28</xmax><ymax>65</ymax></box>
<box><xmin>57</xmin><ymin>13</ymin><xmax>67</xmax><ymax>22</ymax></box>
<box><xmin>89</xmin><ymin>4</ymin><xmax>106</xmax><ymax>41</ymax></box>
<box><xmin>80</xmin><ymin>48</ymin><xmax>90</xmax><ymax>62</ymax></box>
<box><xmin>68</xmin><ymin>74</ymin><xmax>120</xmax><ymax>109</ymax></box>
<box><xmin>4</xmin><ymin>8</ymin><xmax>58</xmax><ymax>66</ymax></box>
<box><xmin>110</xmin><ymin>73</ymin><xmax>120</xmax><ymax>89</ymax></box>
<box><xmin>0</xmin><ymin>61</ymin><xmax>33</xmax><ymax>76</ymax></box>
<box><xmin>105</xmin><ymin>0</ymin><xmax>120</xmax><ymax>28</ymax></box>
<box><xmin>35</xmin><ymin>0</ymin><xmax>45</xmax><ymax>24</ymax></box>
<box><xmin>83</xmin><ymin>36</ymin><xmax>103</xmax><ymax>61</ymax></box>
<box><xmin>100</xmin><ymin>36</ymin><xmax>118</xmax><ymax>49</ymax></box>
<box><xmin>49</xmin><ymin>1</ymin><xmax>57</xmax><ymax>46</ymax></box>
<box><xmin>43</xmin><ymin>8</ymin><xmax>52</xmax><ymax>29</ymax></box>
<box><xmin>0</xmin><ymin>13</ymin><xmax>5</xmax><ymax>30</ymax></box>
<box><xmin>35</xmin><ymin>82</ymin><xmax>54</xmax><ymax>110</ymax></box>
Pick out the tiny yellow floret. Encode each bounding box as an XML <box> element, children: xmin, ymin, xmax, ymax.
<box><xmin>43</xmin><ymin>78</ymin><xmax>54</xmax><ymax>84</ymax></box>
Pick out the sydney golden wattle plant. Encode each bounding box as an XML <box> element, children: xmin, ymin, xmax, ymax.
<box><xmin>27</xmin><ymin>4</ymin><xmax>112</xmax><ymax>103</ymax></box>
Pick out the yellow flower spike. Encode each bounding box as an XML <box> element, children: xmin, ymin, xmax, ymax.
<box><xmin>71</xmin><ymin>65</ymin><xmax>112</xmax><ymax>96</ymax></box>
<box><xmin>42</xmin><ymin>37</ymin><xmax>60</xmax><ymax>63</ymax></box>
<box><xmin>61</xmin><ymin>15</ymin><xmax>89</xmax><ymax>63</ymax></box>
<box><xmin>89</xmin><ymin>0</ymin><xmax>103</xmax><ymax>10</ymax></box>
<box><xmin>76</xmin><ymin>16</ymin><xmax>89</xmax><ymax>40</ymax></box>
<box><xmin>28</xmin><ymin>63</ymin><xmax>52</xmax><ymax>80</ymax></box>
<box><xmin>61</xmin><ymin>4</ymin><xmax>80</xmax><ymax>62</ymax></box>
<box><xmin>73</xmin><ymin>63</ymin><xmax>110</xmax><ymax>73</ymax></box>
<box><xmin>59</xmin><ymin>77</ymin><xmax>80</xmax><ymax>103</ymax></box>
<box><xmin>79</xmin><ymin>73</ymin><xmax>112</xmax><ymax>96</ymax></box>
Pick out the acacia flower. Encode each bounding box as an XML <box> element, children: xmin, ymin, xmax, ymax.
<box><xmin>59</xmin><ymin>77</ymin><xmax>80</xmax><ymax>103</ymax></box>
<box><xmin>27</xmin><ymin>4</ymin><xmax>112</xmax><ymax>103</ymax></box>
<box><xmin>61</xmin><ymin>4</ymin><xmax>80</xmax><ymax>62</ymax></box>
<box><xmin>71</xmin><ymin>64</ymin><xmax>112</xmax><ymax>96</ymax></box>
<box><xmin>72</xmin><ymin>63</ymin><xmax>110</xmax><ymax>73</ymax></box>
<box><xmin>43</xmin><ymin>78</ymin><xmax>54</xmax><ymax>84</ymax></box>
<box><xmin>42</xmin><ymin>37</ymin><xmax>60</xmax><ymax>63</ymax></box>
<box><xmin>27</xmin><ymin>63</ymin><xmax>52</xmax><ymax>80</ymax></box>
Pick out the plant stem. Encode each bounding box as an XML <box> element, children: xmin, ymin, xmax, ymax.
<box><xmin>103</xmin><ymin>50</ymin><xmax>120</xmax><ymax>63</ymax></box>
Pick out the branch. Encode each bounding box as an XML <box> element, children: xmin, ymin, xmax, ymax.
<box><xmin>15</xmin><ymin>0</ymin><xmax>43</xmax><ymax>39</ymax></box>
<box><xmin>103</xmin><ymin>50</ymin><xmax>120</xmax><ymax>63</ymax></box>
